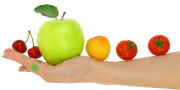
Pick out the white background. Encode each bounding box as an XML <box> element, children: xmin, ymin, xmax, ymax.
<box><xmin>0</xmin><ymin>0</ymin><xmax>179</xmax><ymax>90</ymax></box>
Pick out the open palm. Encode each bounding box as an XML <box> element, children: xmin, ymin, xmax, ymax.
<box><xmin>3</xmin><ymin>48</ymin><xmax>97</xmax><ymax>83</ymax></box>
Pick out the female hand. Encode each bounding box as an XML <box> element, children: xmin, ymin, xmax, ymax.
<box><xmin>3</xmin><ymin>48</ymin><xmax>97</xmax><ymax>83</ymax></box>
<box><xmin>4</xmin><ymin>48</ymin><xmax>180</xmax><ymax>89</ymax></box>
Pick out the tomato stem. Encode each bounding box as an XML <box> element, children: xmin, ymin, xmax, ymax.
<box><xmin>154</xmin><ymin>36</ymin><xmax>165</xmax><ymax>48</ymax></box>
<box><xmin>61</xmin><ymin>12</ymin><xmax>66</xmax><ymax>20</ymax></box>
<box><xmin>127</xmin><ymin>40</ymin><xmax>137</xmax><ymax>54</ymax></box>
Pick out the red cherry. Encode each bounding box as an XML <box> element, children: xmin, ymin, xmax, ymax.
<box><xmin>12</xmin><ymin>40</ymin><xmax>27</xmax><ymax>53</ymax></box>
<box><xmin>28</xmin><ymin>46</ymin><xmax>42</xmax><ymax>59</ymax></box>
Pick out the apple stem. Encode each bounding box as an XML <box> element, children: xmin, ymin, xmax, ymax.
<box><xmin>24</xmin><ymin>31</ymin><xmax>30</xmax><ymax>46</ymax></box>
<box><xmin>29</xmin><ymin>31</ymin><xmax>35</xmax><ymax>49</ymax></box>
<box><xmin>61</xmin><ymin>12</ymin><xmax>66</xmax><ymax>20</ymax></box>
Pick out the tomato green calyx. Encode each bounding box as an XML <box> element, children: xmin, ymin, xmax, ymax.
<box><xmin>127</xmin><ymin>40</ymin><xmax>137</xmax><ymax>54</ymax></box>
<box><xmin>154</xmin><ymin>36</ymin><xmax>165</xmax><ymax>48</ymax></box>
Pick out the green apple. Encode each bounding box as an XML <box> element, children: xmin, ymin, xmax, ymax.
<box><xmin>34</xmin><ymin>4</ymin><xmax>84</xmax><ymax>65</ymax></box>
<box><xmin>37</xmin><ymin>19</ymin><xmax>84</xmax><ymax>65</ymax></box>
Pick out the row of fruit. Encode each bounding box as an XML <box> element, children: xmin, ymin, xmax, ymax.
<box><xmin>10</xmin><ymin>4</ymin><xmax>170</xmax><ymax>66</ymax></box>
<box><xmin>12</xmin><ymin>31</ymin><xmax>170</xmax><ymax>61</ymax></box>
<box><xmin>86</xmin><ymin>35</ymin><xmax>170</xmax><ymax>61</ymax></box>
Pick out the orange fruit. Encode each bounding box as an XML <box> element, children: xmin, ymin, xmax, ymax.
<box><xmin>86</xmin><ymin>36</ymin><xmax>111</xmax><ymax>61</ymax></box>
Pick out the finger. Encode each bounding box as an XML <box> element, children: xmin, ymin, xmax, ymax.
<box><xmin>4</xmin><ymin>48</ymin><xmax>17</xmax><ymax>53</ymax></box>
<box><xmin>19</xmin><ymin>66</ymin><xmax>30</xmax><ymax>72</ymax></box>
<box><xmin>5</xmin><ymin>49</ymin><xmax>42</xmax><ymax>62</ymax></box>
<box><xmin>3</xmin><ymin>51</ymin><xmax>49</xmax><ymax>74</ymax></box>
<box><xmin>4</xmin><ymin>48</ymin><xmax>43</xmax><ymax>63</ymax></box>
<box><xmin>3</xmin><ymin>51</ymin><xmax>38</xmax><ymax>66</ymax></box>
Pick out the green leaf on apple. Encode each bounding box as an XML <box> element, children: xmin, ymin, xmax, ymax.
<box><xmin>34</xmin><ymin>4</ymin><xmax>59</xmax><ymax>19</ymax></box>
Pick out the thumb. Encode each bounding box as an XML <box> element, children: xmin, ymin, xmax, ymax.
<box><xmin>19</xmin><ymin>66</ymin><xmax>30</xmax><ymax>72</ymax></box>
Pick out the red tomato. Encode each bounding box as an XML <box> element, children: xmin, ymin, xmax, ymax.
<box><xmin>148</xmin><ymin>35</ymin><xmax>170</xmax><ymax>56</ymax></box>
<box><xmin>116</xmin><ymin>40</ymin><xmax>138</xmax><ymax>60</ymax></box>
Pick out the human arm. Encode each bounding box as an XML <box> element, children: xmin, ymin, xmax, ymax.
<box><xmin>87</xmin><ymin>51</ymin><xmax>180</xmax><ymax>89</ymax></box>
<box><xmin>3</xmin><ymin>48</ymin><xmax>180</xmax><ymax>89</ymax></box>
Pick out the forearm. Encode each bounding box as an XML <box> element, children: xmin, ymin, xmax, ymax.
<box><xmin>88</xmin><ymin>52</ymin><xmax>180</xmax><ymax>89</ymax></box>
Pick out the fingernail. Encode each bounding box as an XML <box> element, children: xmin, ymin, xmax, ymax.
<box><xmin>2</xmin><ymin>56</ymin><xmax>6</xmax><ymax>59</ymax></box>
<box><xmin>19</xmin><ymin>70</ymin><xmax>24</xmax><ymax>72</ymax></box>
<box><xmin>31</xmin><ymin>64</ymin><xmax>38</xmax><ymax>72</ymax></box>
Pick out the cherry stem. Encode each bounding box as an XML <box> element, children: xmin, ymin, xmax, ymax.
<box><xmin>61</xmin><ymin>12</ymin><xmax>66</xmax><ymax>20</ymax></box>
<box><xmin>23</xmin><ymin>31</ymin><xmax>30</xmax><ymax>46</ymax></box>
<box><xmin>28</xmin><ymin>31</ymin><xmax>35</xmax><ymax>49</ymax></box>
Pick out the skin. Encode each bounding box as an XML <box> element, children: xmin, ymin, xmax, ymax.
<box><xmin>3</xmin><ymin>48</ymin><xmax>180</xmax><ymax>89</ymax></box>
